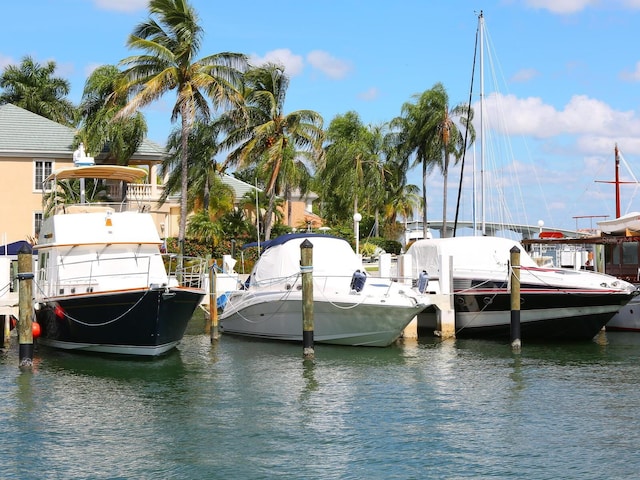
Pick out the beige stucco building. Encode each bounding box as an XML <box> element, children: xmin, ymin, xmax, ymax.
<box><xmin>0</xmin><ymin>103</ymin><xmax>322</xmax><ymax>246</ymax></box>
<box><xmin>0</xmin><ymin>103</ymin><xmax>171</xmax><ymax>245</ymax></box>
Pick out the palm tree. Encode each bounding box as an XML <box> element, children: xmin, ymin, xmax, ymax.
<box><xmin>317</xmin><ymin>112</ymin><xmax>382</xmax><ymax>225</ymax></box>
<box><xmin>117</xmin><ymin>0</ymin><xmax>247</xmax><ymax>256</ymax></box>
<box><xmin>218</xmin><ymin>63</ymin><xmax>324</xmax><ymax>240</ymax></box>
<box><xmin>76</xmin><ymin>65</ymin><xmax>147</xmax><ymax>164</ymax></box>
<box><xmin>278</xmin><ymin>146</ymin><xmax>313</xmax><ymax>228</ymax></box>
<box><xmin>0</xmin><ymin>55</ymin><xmax>76</xmax><ymax>126</ymax></box>
<box><xmin>392</xmin><ymin>94</ymin><xmax>439</xmax><ymax>239</ymax></box>
<box><xmin>422</xmin><ymin>83</ymin><xmax>475</xmax><ymax>237</ymax></box>
<box><xmin>394</xmin><ymin>83</ymin><xmax>475</xmax><ymax>238</ymax></box>
<box><xmin>160</xmin><ymin>117</ymin><xmax>227</xmax><ymax>213</ymax></box>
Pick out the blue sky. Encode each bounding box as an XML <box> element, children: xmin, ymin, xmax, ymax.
<box><xmin>3</xmin><ymin>0</ymin><xmax>640</xmax><ymax>233</ymax></box>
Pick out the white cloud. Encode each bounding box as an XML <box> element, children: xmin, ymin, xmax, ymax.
<box><xmin>306</xmin><ymin>50</ymin><xmax>352</xmax><ymax>80</ymax></box>
<box><xmin>523</xmin><ymin>0</ymin><xmax>599</xmax><ymax>14</ymax></box>
<box><xmin>510</xmin><ymin>68</ymin><xmax>540</xmax><ymax>83</ymax></box>
<box><xmin>478</xmin><ymin>93</ymin><xmax>640</xmax><ymax>140</ymax></box>
<box><xmin>249</xmin><ymin>49</ymin><xmax>304</xmax><ymax>77</ymax></box>
<box><xmin>358</xmin><ymin>87</ymin><xmax>379</xmax><ymax>101</ymax></box>
<box><xmin>619</xmin><ymin>61</ymin><xmax>640</xmax><ymax>81</ymax></box>
<box><xmin>0</xmin><ymin>54</ymin><xmax>14</xmax><ymax>69</ymax></box>
<box><xmin>84</xmin><ymin>62</ymin><xmax>104</xmax><ymax>77</ymax></box>
<box><xmin>93</xmin><ymin>0</ymin><xmax>148</xmax><ymax>13</ymax></box>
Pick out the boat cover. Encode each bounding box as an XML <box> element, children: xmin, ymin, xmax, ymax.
<box><xmin>250</xmin><ymin>234</ymin><xmax>362</xmax><ymax>284</ymax></box>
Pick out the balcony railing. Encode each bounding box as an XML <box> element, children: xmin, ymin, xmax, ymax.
<box><xmin>107</xmin><ymin>184</ymin><xmax>164</xmax><ymax>202</ymax></box>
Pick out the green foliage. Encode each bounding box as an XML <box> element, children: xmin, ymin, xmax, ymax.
<box><xmin>0</xmin><ymin>55</ymin><xmax>76</xmax><ymax>126</ymax></box>
<box><xmin>270</xmin><ymin>223</ymin><xmax>293</xmax><ymax>237</ymax></box>
<box><xmin>366</xmin><ymin>236</ymin><xmax>402</xmax><ymax>255</ymax></box>
<box><xmin>360</xmin><ymin>242</ymin><xmax>378</xmax><ymax>257</ymax></box>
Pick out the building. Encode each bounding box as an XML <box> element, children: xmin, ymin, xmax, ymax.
<box><xmin>0</xmin><ymin>103</ymin><xmax>170</xmax><ymax>244</ymax></box>
<box><xmin>0</xmin><ymin>103</ymin><xmax>322</xmax><ymax>245</ymax></box>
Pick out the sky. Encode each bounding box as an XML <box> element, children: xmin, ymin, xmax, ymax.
<box><xmin>3</xmin><ymin>0</ymin><xmax>640</xmax><ymax>234</ymax></box>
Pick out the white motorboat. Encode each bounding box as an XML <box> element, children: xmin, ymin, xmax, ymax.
<box><xmin>407</xmin><ymin>236</ymin><xmax>638</xmax><ymax>340</ymax></box>
<box><xmin>33</xmin><ymin>162</ymin><xmax>206</xmax><ymax>356</ymax></box>
<box><xmin>219</xmin><ymin>233</ymin><xmax>429</xmax><ymax>346</ymax></box>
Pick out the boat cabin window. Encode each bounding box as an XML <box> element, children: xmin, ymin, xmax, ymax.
<box><xmin>38</xmin><ymin>252</ymin><xmax>49</xmax><ymax>282</ymax></box>
<box><xmin>622</xmin><ymin>242</ymin><xmax>639</xmax><ymax>265</ymax></box>
<box><xmin>606</xmin><ymin>241</ymin><xmax>639</xmax><ymax>276</ymax></box>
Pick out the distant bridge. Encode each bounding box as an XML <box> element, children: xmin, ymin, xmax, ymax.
<box><xmin>402</xmin><ymin>220</ymin><xmax>590</xmax><ymax>244</ymax></box>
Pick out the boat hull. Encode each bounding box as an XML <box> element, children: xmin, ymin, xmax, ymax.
<box><xmin>220</xmin><ymin>290</ymin><xmax>426</xmax><ymax>347</ymax></box>
<box><xmin>606</xmin><ymin>294</ymin><xmax>640</xmax><ymax>332</ymax></box>
<box><xmin>418</xmin><ymin>290</ymin><xmax>634</xmax><ymax>340</ymax></box>
<box><xmin>35</xmin><ymin>287</ymin><xmax>205</xmax><ymax>356</ymax></box>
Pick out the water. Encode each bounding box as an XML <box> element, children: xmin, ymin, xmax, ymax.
<box><xmin>2</xmin><ymin>326</ymin><xmax>640</xmax><ymax>480</ymax></box>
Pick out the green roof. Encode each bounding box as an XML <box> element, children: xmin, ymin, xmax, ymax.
<box><xmin>0</xmin><ymin>103</ymin><xmax>165</xmax><ymax>159</ymax></box>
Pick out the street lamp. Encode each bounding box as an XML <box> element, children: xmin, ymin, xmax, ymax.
<box><xmin>353</xmin><ymin>212</ymin><xmax>362</xmax><ymax>255</ymax></box>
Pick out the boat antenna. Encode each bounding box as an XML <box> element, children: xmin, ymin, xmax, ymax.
<box><xmin>454</xmin><ymin>10</ymin><xmax>481</xmax><ymax>237</ymax></box>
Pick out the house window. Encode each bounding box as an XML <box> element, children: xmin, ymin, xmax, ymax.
<box><xmin>34</xmin><ymin>160</ymin><xmax>52</xmax><ymax>190</ymax></box>
<box><xmin>34</xmin><ymin>212</ymin><xmax>43</xmax><ymax>236</ymax></box>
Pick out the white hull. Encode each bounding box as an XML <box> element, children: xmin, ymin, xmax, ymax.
<box><xmin>37</xmin><ymin>338</ymin><xmax>179</xmax><ymax>356</ymax></box>
<box><xmin>221</xmin><ymin>289</ymin><xmax>425</xmax><ymax>347</ymax></box>
<box><xmin>606</xmin><ymin>295</ymin><xmax>640</xmax><ymax>331</ymax></box>
<box><xmin>419</xmin><ymin>303</ymin><xmax>625</xmax><ymax>331</ymax></box>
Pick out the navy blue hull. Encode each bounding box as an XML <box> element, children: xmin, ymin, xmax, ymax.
<box><xmin>35</xmin><ymin>288</ymin><xmax>205</xmax><ymax>355</ymax></box>
<box><xmin>419</xmin><ymin>290</ymin><xmax>636</xmax><ymax>341</ymax></box>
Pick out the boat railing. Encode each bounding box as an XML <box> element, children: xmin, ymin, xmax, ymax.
<box><xmin>37</xmin><ymin>254</ymin><xmax>207</xmax><ymax>298</ymax></box>
<box><xmin>163</xmin><ymin>255</ymin><xmax>207</xmax><ymax>289</ymax></box>
<box><xmin>52</xmin><ymin>201</ymin><xmax>150</xmax><ymax>215</ymax></box>
<box><xmin>37</xmin><ymin>254</ymin><xmax>158</xmax><ymax>298</ymax></box>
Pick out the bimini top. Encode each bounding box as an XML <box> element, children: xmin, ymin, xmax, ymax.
<box><xmin>242</xmin><ymin>233</ymin><xmax>347</xmax><ymax>251</ymax></box>
<box><xmin>45</xmin><ymin>165</ymin><xmax>147</xmax><ymax>184</ymax></box>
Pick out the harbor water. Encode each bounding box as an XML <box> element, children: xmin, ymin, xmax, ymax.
<box><xmin>2</xmin><ymin>322</ymin><xmax>640</xmax><ymax>479</ymax></box>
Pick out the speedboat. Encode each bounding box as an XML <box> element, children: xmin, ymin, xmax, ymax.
<box><xmin>33</xmin><ymin>162</ymin><xmax>206</xmax><ymax>356</ymax></box>
<box><xmin>219</xmin><ymin>233</ymin><xmax>429</xmax><ymax>346</ymax></box>
<box><xmin>407</xmin><ymin>236</ymin><xmax>638</xmax><ymax>340</ymax></box>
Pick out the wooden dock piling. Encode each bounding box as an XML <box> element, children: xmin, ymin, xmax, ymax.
<box><xmin>209</xmin><ymin>260</ymin><xmax>219</xmax><ymax>342</ymax></box>
<box><xmin>17</xmin><ymin>244</ymin><xmax>34</xmax><ymax>367</ymax></box>
<box><xmin>300</xmin><ymin>239</ymin><xmax>314</xmax><ymax>359</ymax></box>
<box><xmin>510</xmin><ymin>245</ymin><xmax>522</xmax><ymax>351</ymax></box>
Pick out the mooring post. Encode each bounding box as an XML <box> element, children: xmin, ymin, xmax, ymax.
<box><xmin>510</xmin><ymin>245</ymin><xmax>521</xmax><ymax>352</ymax></box>
<box><xmin>210</xmin><ymin>261</ymin><xmax>219</xmax><ymax>342</ymax></box>
<box><xmin>17</xmin><ymin>244</ymin><xmax>34</xmax><ymax>368</ymax></box>
<box><xmin>300</xmin><ymin>239</ymin><xmax>314</xmax><ymax>359</ymax></box>
<box><xmin>3</xmin><ymin>314</ymin><xmax>9</xmax><ymax>348</ymax></box>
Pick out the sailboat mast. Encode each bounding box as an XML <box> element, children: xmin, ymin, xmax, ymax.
<box><xmin>615</xmin><ymin>143</ymin><xmax>621</xmax><ymax>218</ymax></box>
<box><xmin>479</xmin><ymin>11</ymin><xmax>486</xmax><ymax>236</ymax></box>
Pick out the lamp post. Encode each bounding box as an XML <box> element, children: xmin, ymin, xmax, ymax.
<box><xmin>353</xmin><ymin>212</ymin><xmax>362</xmax><ymax>255</ymax></box>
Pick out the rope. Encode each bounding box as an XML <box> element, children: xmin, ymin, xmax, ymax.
<box><xmin>33</xmin><ymin>278</ymin><xmax>154</xmax><ymax>327</ymax></box>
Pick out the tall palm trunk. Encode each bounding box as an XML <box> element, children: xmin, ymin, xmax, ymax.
<box><xmin>442</xmin><ymin>148</ymin><xmax>450</xmax><ymax>238</ymax></box>
<box><xmin>422</xmin><ymin>159</ymin><xmax>428</xmax><ymax>238</ymax></box>
<box><xmin>263</xmin><ymin>193</ymin><xmax>276</xmax><ymax>240</ymax></box>
<box><xmin>179</xmin><ymin>105</ymin><xmax>189</xmax><ymax>258</ymax></box>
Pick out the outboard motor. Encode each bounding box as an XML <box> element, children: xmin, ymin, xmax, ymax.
<box><xmin>350</xmin><ymin>270</ymin><xmax>366</xmax><ymax>293</ymax></box>
<box><xmin>417</xmin><ymin>270</ymin><xmax>429</xmax><ymax>293</ymax></box>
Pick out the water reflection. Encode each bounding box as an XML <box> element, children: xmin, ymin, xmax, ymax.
<box><xmin>3</xmin><ymin>330</ymin><xmax>640</xmax><ymax>479</ymax></box>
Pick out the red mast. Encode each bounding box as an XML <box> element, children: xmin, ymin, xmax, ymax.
<box><xmin>595</xmin><ymin>143</ymin><xmax>631</xmax><ymax>219</ymax></box>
